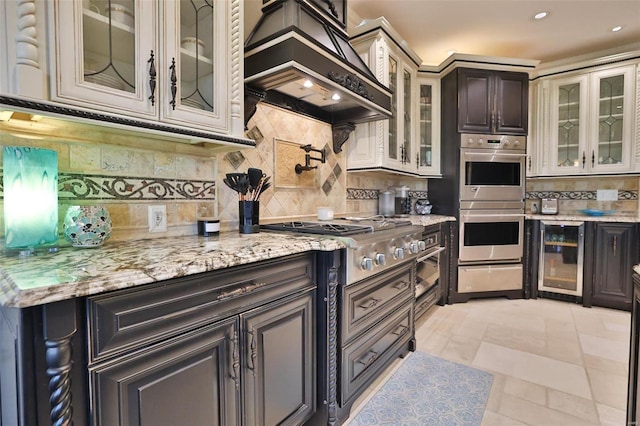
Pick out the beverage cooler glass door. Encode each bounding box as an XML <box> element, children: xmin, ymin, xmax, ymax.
<box><xmin>538</xmin><ymin>221</ymin><xmax>585</xmax><ymax>296</ymax></box>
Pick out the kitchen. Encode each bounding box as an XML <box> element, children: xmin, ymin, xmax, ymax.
<box><xmin>0</xmin><ymin>0</ymin><xmax>639</xmax><ymax>425</ymax></box>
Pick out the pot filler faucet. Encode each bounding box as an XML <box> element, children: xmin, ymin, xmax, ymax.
<box><xmin>295</xmin><ymin>144</ymin><xmax>326</xmax><ymax>174</ymax></box>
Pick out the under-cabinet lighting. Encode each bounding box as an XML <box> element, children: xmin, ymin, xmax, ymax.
<box><xmin>303</xmin><ymin>79</ymin><xmax>314</xmax><ymax>88</ymax></box>
<box><xmin>331</xmin><ymin>93</ymin><xmax>341</xmax><ymax>101</ymax></box>
<box><xmin>534</xmin><ymin>12</ymin><xmax>548</xmax><ymax>20</ymax></box>
<box><xmin>611</xmin><ymin>26</ymin><xmax>623</xmax><ymax>32</ymax></box>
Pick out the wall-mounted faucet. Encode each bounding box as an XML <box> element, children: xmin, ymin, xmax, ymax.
<box><xmin>295</xmin><ymin>144</ymin><xmax>326</xmax><ymax>174</ymax></box>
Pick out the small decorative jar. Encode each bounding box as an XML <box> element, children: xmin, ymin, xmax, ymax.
<box><xmin>63</xmin><ymin>205</ymin><xmax>112</xmax><ymax>248</ymax></box>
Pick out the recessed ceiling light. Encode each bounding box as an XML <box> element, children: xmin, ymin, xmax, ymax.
<box><xmin>534</xmin><ymin>12</ymin><xmax>548</xmax><ymax>20</ymax></box>
<box><xmin>611</xmin><ymin>26</ymin><xmax>623</xmax><ymax>32</ymax></box>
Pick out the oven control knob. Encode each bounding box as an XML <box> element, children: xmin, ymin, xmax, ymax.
<box><xmin>418</xmin><ymin>240</ymin><xmax>427</xmax><ymax>251</ymax></box>
<box><xmin>375</xmin><ymin>253</ymin><xmax>386</xmax><ymax>266</ymax></box>
<box><xmin>394</xmin><ymin>247</ymin><xmax>405</xmax><ymax>259</ymax></box>
<box><xmin>410</xmin><ymin>242</ymin><xmax>420</xmax><ymax>254</ymax></box>
<box><xmin>361</xmin><ymin>257</ymin><xmax>374</xmax><ymax>271</ymax></box>
<box><xmin>467</xmin><ymin>137</ymin><xmax>474</xmax><ymax>145</ymax></box>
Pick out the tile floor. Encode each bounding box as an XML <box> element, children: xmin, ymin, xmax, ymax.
<box><xmin>346</xmin><ymin>298</ymin><xmax>631</xmax><ymax>426</ymax></box>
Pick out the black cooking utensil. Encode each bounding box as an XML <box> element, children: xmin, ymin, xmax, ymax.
<box><xmin>248</xmin><ymin>168</ymin><xmax>263</xmax><ymax>191</ymax></box>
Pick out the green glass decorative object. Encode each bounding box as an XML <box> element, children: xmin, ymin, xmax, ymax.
<box><xmin>3</xmin><ymin>146</ymin><xmax>59</xmax><ymax>250</ymax></box>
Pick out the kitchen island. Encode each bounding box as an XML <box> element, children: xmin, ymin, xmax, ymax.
<box><xmin>0</xmin><ymin>214</ymin><xmax>454</xmax><ymax>426</ymax></box>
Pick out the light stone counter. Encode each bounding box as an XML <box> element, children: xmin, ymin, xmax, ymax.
<box><xmin>0</xmin><ymin>232</ymin><xmax>344</xmax><ymax>308</ymax></box>
<box><xmin>527</xmin><ymin>214</ymin><xmax>640</xmax><ymax>222</ymax></box>
<box><xmin>406</xmin><ymin>214</ymin><xmax>456</xmax><ymax>226</ymax></box>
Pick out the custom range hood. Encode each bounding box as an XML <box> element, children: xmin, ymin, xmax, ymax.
<box><xmin>244</xmin><ymin>0</ymin><xmax>392</xmax><ymax>153</ymax></box>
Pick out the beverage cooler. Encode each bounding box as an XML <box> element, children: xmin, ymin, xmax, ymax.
<box><xmin>538</xmin><ymin>221</ymin><xmax>585</xmax><ymax>297</ymax></box>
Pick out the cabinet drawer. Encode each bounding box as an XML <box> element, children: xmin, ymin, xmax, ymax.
<box><xmin>87</xmin><ymin>253</ymin><xmax>314</xmax><ymax>362</ymax></box>
<box><xmin>340</xmin><ymin>301</ymin><xmax>413</xmax><ymax>405</ymax></box>
<box><xmin>341</xmin><ymin>261</ymin><xmax>414</xmax><ymax>343</ymax></box>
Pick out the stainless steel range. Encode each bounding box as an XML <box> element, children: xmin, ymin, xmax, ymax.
<box><xmin>262</xmin><ymin>217</ymin><xmax>426</xmax><ymax>423</ymax></box>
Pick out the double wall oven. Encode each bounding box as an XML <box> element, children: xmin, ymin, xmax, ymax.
<box><xmin>457</xmin><ymin>133</ymin><xmax>526</xmax><ymax>295</ymax></box>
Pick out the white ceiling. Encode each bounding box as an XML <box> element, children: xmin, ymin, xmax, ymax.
<box><xmin>244</xmin><ymin>1</ymin><xmax>640</xmax><ymax>67</ymax></box>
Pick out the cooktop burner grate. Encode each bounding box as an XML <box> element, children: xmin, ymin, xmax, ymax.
<box><xmin>261</xmin><ymin>221</ymin><xmax>373</xmax><ymax>236</ymax></box>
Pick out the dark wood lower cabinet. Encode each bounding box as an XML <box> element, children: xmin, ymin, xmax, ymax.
<box><xmin>0</xmin><ymin>252</ymin><xmax>318</xmax><ymax>426</ymax></box>
<box><xmin>627</xmin><ymin>272</ymin><xmax>640</xmax><ymax>424</ymax></box>
<box><xmin>584</xmin><ymin>222</ymin><xmax>638</xmax><ymax>311</ymax></box>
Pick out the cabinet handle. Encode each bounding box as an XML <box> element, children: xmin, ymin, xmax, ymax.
<box><xmin>147</xmin><ymin>50</ymin><xmax>156</xmax><ymax>106</ymax></box>
<box><xmin>416</xmin><ymin>153</ymin><xmax>419</xmax><ymax>170</ymax></box>
<box><xmin>400</xmin><ymin>145</ymin><xmax>405</xmax><ymax>164</ymax></box>
<box><xmin>247</xmin><ymin>328</ymin><xmax>256</xmax><ymax>375</ymax></box>
<box><xmin>229</xmin><ymin>328</ymin><xmax>240</xmax><ymax>389</ymax></box>
<box><xmin>582</xmin><ymin>151</ymin><xmax>586</xmax><ymax>168</ymax></box>
<box><xmin>356</xmin><ymin>350</ymin><xmax>379</xmax><ymax>368</ymax></box>
<box><xmin>592</xmin><ymin>150</ymin><xmax>595</xmax><ymax>167</ymax></box>
<box><xmin>528</xmin><ymin>155</ymin><xmax>532</xmax><ymax>172</ymax></box>
<box><xmin>392</xmin><ymin>325</ymin><xmax>408</xmax><ymax>336</ymax></box>
<box><xmin>393</xmin><ymin>280</ymin><xmax>409</xmax><ymax>291</ymax></box>
<box><xmin>613</xmin><ymin>235</ymin><xmax>617</xmax><ymax>256</ymax></box>
<box><xmin>169</xmin><ymin>58</ymin><xmax>177</xmax><ymax>110</ymax></box>
<box><xmin>359</xmin><ymin>298</ymin><xmax>380</xmax><ymax>310</ymax></box>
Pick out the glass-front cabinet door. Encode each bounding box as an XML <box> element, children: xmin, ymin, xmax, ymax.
<box><xmin>417</xmin><ymin>77</ymin><xmax>440</xmax><ymax>176</ymax></box>
<box><xmin>589</xmin><ymin>65</ymin><xmax>635</xmax><ymax>173</ymax></box>
<box><xmin>548</xmin><ymin>75</ymin><xmax>588</xmax><ymax>174</ymax></box>
<box><xmin>53</xmin><ymin>0</ymin><xmax>156</xmax><ymax>118</ymax></box>
<box><xmin>547</xmin><ymin>64</ymin><xmax>636</xmax><ymax>175</ymax></box>
<box><xmin>52</xmin><ymin>0</ymin><xmax>232</xmax><ymax>134</ymax></box>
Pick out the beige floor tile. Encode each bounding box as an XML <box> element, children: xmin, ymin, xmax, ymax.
<box><xmin>484</xmin><ymin>373</ymin><xmax>507</xmax><ymax>413</ymax></box>
<box><xmin>483</xmin><ymin>323</ymin><xmax>548</xmax><ymax>357</ymax></box>
<box><xmin>481</xmin><ymin>410</ymin><xmax>527</xmax><ymax>426</ymax></box>
<box><xmin>547</xmin><ymin>388</ymin><xmax>599</xmax><ymax>423</ymax></box>
<box><xmin>547</xmin><ymin>336</ymin><xmax>584</xmax><ymax>365</ymax></box>
<box><xmin>583</xmin><ymin>353</ymin><xmax>629</xmax><ymax>376</ymax></box>
<box><xmin>498</xmin><ymin>393</ymin><xmax>599</xmax><ymax>425</ymax></box>
<box><xmin>587</xmin><ymin>367</ymin><xmax>629</xmax><ymax>410</ymax></box>
<box><xmin>596</xmin><ymin>402</ymin><xmax>627</xmax><ymax>426</ymax></box>
<box><xmin>503</xmin><ymin>377</ymin><xmax>547</xmax><ymax>405</ymax></box>
<box><xmin>579</xmin><ymin>333</ymin><xmax>630</xmax><ymax>363</ymax></box>
<box><xmin>473</xmin><ymin>341</ymin><xmax>592</xmax><ymax>399</ymax></box>
<box><xmin>439</xmin><ymin>332</ymin><xmax>482</xmax><ymax>363</ymax></box>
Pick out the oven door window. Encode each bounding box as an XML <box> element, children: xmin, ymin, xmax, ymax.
<box><xmin>464</xmin><ymin>221</ymin><xmax>520</xmax><ymax>246</ymax></box>
<box><xmin>416</xmin><ymin>249</ymin><xmax>442</xmax><ymax>297</ymax></box>
<box><xmin>465</xmin><ymin>160</ymin><xmax>521</xmax><ymax>186</ymax></box>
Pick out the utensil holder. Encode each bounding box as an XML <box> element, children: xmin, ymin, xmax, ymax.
<box><xmin>239</xmin><ymin>201</ymin><xmax>259</xmax><ymax>234</ymax></box>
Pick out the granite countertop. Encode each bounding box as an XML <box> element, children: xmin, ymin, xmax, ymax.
<box><xmin>527</xmin><ymin>213</ymin><xmax>640</xmax><ymax>222</ymax></box>
<box><xmin>0</xmin><ymin>214</ymin><xmax>455</xmax><ymax>309</ymax></box>
<box><xmin>0</xmin><ymin>232</ymin><xmax>344</xmax><ymax>308</ymax></box>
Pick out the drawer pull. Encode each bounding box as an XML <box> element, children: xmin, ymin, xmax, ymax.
<box><xmin>356</xmin><ymin>350</ymin><xmax>379</xmax><ymax>368</ymax></box>
<box><xmin>217</xmin><ymin>282</ymin><xmax>267</xmax><ymax>300</ymax></box>
<box><xmin>229</xmin><ymin>329</ymin><xmax>240</xmax><ymax>389</ymax></box>
<box><xmin>393</xmin><ymin>281</ymin><xmax>409</xmax><ymax>291</ymax></box>
<box><xmin>359</xmin><ymin>298</ymin><xmax>380</xmax><ymax>310</ymax></box>
<box><xmin>392</xmin><ymin>325</ymin><xmax>409</xmax><ymax>336</ymax></box>
<box><xmin>247</xmin><ymin>328</ymin><xmax>256</xmax><ymax>375</ymax></box>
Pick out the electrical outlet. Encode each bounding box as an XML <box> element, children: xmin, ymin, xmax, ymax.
<box><xmin>596</xmin><ymin>189</ymin><xmax>618</xmax><ymax>201</ymax></box>
<box><xmin>148</xmin><ymin>205</ymin><xmax>167</xmax><ymax>233</ymax></box>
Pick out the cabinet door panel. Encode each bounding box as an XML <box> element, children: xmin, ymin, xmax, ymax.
<box><xmin>458</xmin><ymin>69</ymin><xmax>492</xmax><ymax>133</ymax></box>
<box><xmin>495</xmin><ymin>72</ymin><xmax>529</xmax><ymax>134</ymax></box>
<box><xmin>90</xmin><ymin>318</ymin><xmax>240</xmax><ymax>426</ymax></box>
<box><xmin>242</xmin><ymin>290</ymin><xmax>316</xmax><ymax>426</ymax></box>
<box><xmin>592</xmin><ymin>223</ymin><xmax>637</xmax><ymax>311</ymax></box>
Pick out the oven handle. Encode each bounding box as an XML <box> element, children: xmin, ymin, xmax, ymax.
<box><xmin>417</xmin><ymin>246</ymin><xmax>445</xmax><ymax>263</ymax></box>
<box><xmin>461</xmin><ymin>213</ymin><xmax>525</xmax><ymax>219</ymax></box>
<box><xmin>463</xmin><ymin>151</ymin><xmax>527</xmax><ymax>158</ymax></box>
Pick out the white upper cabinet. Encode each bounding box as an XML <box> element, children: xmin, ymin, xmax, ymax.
<box><xmin>348</xmin><ymin>17</ymin><xmax>439</xmax><ymax>177</ymax></box>
<box><xmin>50</xmin><ymin>0</ymin><xmax>243</xmax><ymax>137</ymax></box>
<box><xmin>533</xmin><ymin>62</ymin><xmax>638</xmax><ymax>176</ymax></box>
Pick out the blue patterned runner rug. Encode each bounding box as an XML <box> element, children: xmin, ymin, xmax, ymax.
<box><xmin>347</xmin><ymin>351</ymin><xmax>493</xmax><ymax>425</ymax></box>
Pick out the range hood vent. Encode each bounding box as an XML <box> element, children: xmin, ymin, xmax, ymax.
<box><xmin>244</xmin><ymin>0</ymin><xmax>392</xmax><ymax>153</ymax></box>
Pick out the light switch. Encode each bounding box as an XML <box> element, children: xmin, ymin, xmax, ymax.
<box><xmin>596</xmin><ymin>189</ymin><xmax>618</xmax><ymax>201</ymax></box>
